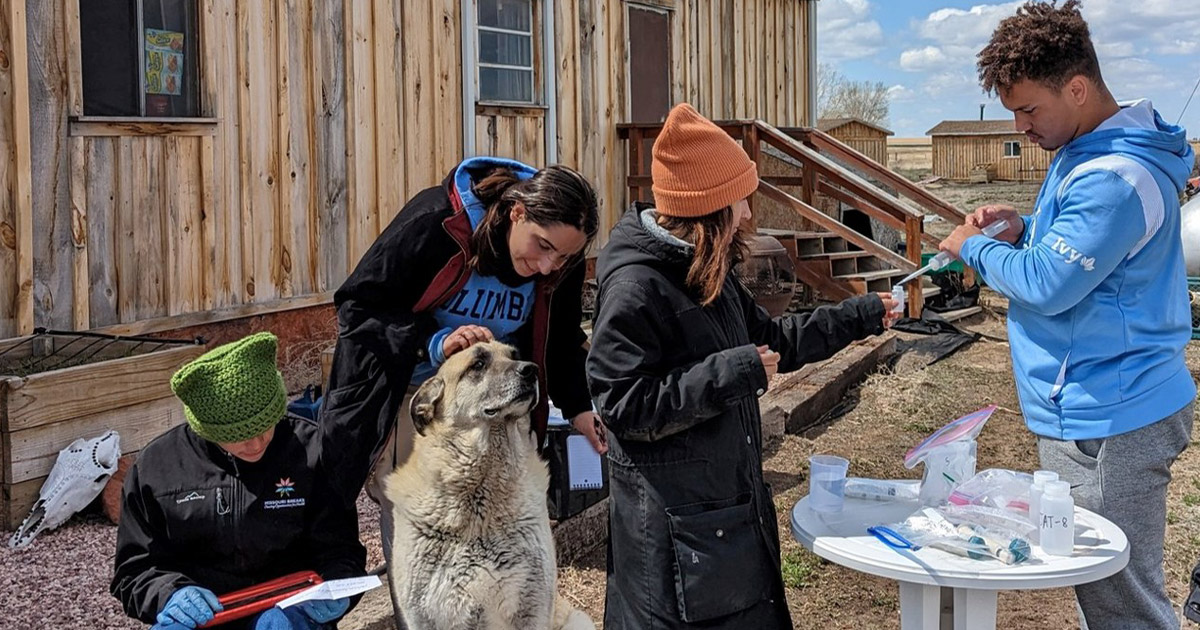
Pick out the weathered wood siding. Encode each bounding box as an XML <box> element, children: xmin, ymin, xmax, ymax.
<box><xmin>1</xmin><ymin>0</ymin><xmax>462</xmax><ymax>335</ymax></box>
<box><xmin>931</xmin><ymin>134</ymin><xmax>1054</xmax><ymax>182</ymax></box>
<box><xmin>557</xmin><ymin>0</ymin><xmax>815</xmax><ymax>241</ymax></box>
<box><xmin>824</xmin><ymin>121</ymin><xmax>887</xmax><ymax>167</ymax></box>
<box><xmin>1</xmin><ymin>0</ymin><xmax>813</xmax><ymax>335</ymax></box>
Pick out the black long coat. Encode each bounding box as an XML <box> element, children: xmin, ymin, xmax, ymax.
<box><xmin>587</xmin><ymin>205</ymin><xmax>885</xmax><ymax>629</ymax></box>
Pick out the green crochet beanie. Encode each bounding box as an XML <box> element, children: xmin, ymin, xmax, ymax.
<box><xmin>171</xmin><ymin>332</ymin><xmax>286</xmax><ymax>444</ymax></box>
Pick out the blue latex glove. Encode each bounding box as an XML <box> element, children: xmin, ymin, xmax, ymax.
<box><xmin>156</xmin><ymin>586</ymin><xmax>223</xmax><ymax>627</ymax></box>
<box><xmin>253</xmin><ymin>607</ymin><xmax>320</xmax><ymax>630</ymax></box>
<box><xmin>296</xmin><ymin>598</ymin><xmax>350</xmax><ymax>623</ymax></box>
<box><xmin>252</xmin><ymin>608</ymin><xmax>295</xmax><ymax>630</ymax></box>
<box><xmin>150</xmin><ymin>623</ymin><xmax>192</xmax><ymax>630</ymax></box>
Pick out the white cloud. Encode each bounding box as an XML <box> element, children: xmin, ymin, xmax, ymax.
<box><xmin>1102</xmin><ymin>57</ymin><xmax>1185</xmax><ymax>98</ymax></box>
<box><xmin>916</xmin><ymin>2</ymin><xmax>1025</xmax><ymax>49</ymax></box>
<box><xmin>888</xmin><ymin>84</ymin><xmax>916</xmax><ymax>102</ymax></box>
<box><xmin>920</xmin><ymin>70</ymin><xmax>982</xmax><ymax>101</ymax></box>
<box><xmin>818</xmin><ymin>0</ymin><xmax>885</xmax><ymax>61</ymax></box>
<box><xmin>899</xmin><ymin>46</ymin><xmax>948</xmax><ymax>72</ymax></box>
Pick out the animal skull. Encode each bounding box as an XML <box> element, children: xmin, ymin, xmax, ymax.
<box><xmin>9</xmin><ymin>430</ymin><xmax>121</xmax><ymax>549</ymax></box>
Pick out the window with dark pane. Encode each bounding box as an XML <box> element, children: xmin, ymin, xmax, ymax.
<box><xmin>477</xmin><ymin>0</ymin><xmax>535</xmax><ymax>104</ymax></box>
<box><xmin>79</xmin><ymin>0</ymin><xmax>200</xmax><ymax>117</ymax></box>
<box><xmin>1004</xmin><ymin>141</ymin><xmax>1021</xmax><ymax>157</ymax></box>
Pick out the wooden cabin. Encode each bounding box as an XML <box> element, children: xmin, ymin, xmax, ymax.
<box><xmin>817</xmin><ymin>117</ymin><xmax>892</xmax><ymax>167</ymax></box>
<box><xmin>927</xmin><ymin>120</ymin><xmax>1053</xmax><ymax>182</ymax></box>
<box><xmin>0</xmin><ymin>0</ymin><xmax>819</xmax><ymax>345</ymax></box>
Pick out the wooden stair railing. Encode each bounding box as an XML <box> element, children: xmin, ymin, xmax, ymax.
<box><xmin>617</xmin><ymin>119</ymin><xmax>954</xmax><ymax>317</ymax></box>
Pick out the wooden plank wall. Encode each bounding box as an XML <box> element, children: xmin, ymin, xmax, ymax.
<box><xmin>931</xmin><ymin>134</ymin><xmax>1053</xmax><ymax>182</ymax></box>
<box><xmin>826</xmin><ymin>122</ymin><xmax>888</xmax><ymax>167</ymax></box>
<box><xmin>6</xmin><ymin>0</ymin><xmax>462</xmax><ymax>334</ymax></box>
<box><xmin>556</xmin><ymin>0</ymin><xmax>814</xmax><ymax>243</ymax></box>
<box><xmin>2</xmin><ymin>0</ymin><xmax>813</xmax><ymax>335</ymax></box>
<box><xmin>0</xmin><ymin>0</ymin><xmax>36</xmax><ymax>340</ymax></box>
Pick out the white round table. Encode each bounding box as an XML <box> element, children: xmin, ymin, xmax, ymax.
<box><xmin>791</xmin><ymin>495</ymin><xmax>1129</xmax><ymax>630</ymax></box>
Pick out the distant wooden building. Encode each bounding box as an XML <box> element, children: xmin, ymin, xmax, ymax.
<box><xmin>817</xmin><ymin>117</ymin><xmax>892</xmax><ymax>166</ymax></box>
<box><xmin>0</xmin><ymin>0</ymin><xmax>818</xmax><ymax>340</ymax></box>
<box><xmin>927</xmin><ymin>120</ymin><xmax>1053</xmax><ymax>182</ymax></box>
<box><xmin>886</xmin><ymin>137</ymin><xmax>932</xmax><ymax>172</ymax></box>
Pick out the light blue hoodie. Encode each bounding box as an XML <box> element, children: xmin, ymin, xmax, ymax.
<box><xmin>960</xmin><ymin>100</ymin><xmax>1196</xmax><ymax>440</ymax></box>
<box><xmin>410</xmin><ymin>157</ymin><xmax>538</xmax><ymax>385</ymax></box>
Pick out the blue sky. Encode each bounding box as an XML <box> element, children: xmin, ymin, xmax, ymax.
<box><xmin>817</xmin><ymin>0</ymin><xmax>1200</xmax><ymax>139</ymax></box>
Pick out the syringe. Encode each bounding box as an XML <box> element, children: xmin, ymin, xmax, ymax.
<box><xmin>896</xmin><ymin>218</ymin><xmax>1010</xmax><ymax>286</ymax></box>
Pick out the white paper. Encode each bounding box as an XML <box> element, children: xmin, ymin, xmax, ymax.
<box><xmin>566</xmin><ymin>435</ymin><xmax>604</xmax><ymax>490</ymax></box>
<box><xmin>276</xmin><ymin>575</ymin><xmax>383</xmax><ymax>609</ymax></box>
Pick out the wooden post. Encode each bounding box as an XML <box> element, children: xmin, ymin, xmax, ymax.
<box><xmin>628</xmin><ymin>127</ymin><xmax>642</xmax><ymax>202</ymax></box>
<box><xmin>905</xmin><ymin>215</ymin><xmax>925</xmax><ymax>318</ymax></box>
<box><xmin>743</xmin><ymin>123</ymin><xmax>760</xmax><ymax>228</ymax></box>
<box><xmin>10</xmin><ymin>0</ymin><xmax>35</xmax><ymax>335</ymax></box>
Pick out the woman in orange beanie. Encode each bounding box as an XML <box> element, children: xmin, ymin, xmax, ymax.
<box><xmin>586</xmin><ymin>103</ymin><xmax>897</xmax><ymax>628</ymax></box>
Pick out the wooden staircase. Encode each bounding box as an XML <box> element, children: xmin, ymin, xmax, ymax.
<box><xmin>617</xmin><ymin>119</ymin><xmax>970</xmax><ymax>317</ymax></box>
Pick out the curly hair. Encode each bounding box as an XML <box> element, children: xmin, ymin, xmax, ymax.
<box><xmin>977</xmin><ymin>0</ymin><xmax>1105</xmax><ymax>95</ymax></box>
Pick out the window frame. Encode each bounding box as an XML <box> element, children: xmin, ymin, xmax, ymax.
<box><xmin>475</xmin><ymin>0</ymin><xmax>541</xmax><ymax>107</ymax></box>
<box><xmin>1003</xmin><ymin>140</ymin><xmax>1022</xmax><ymax>158</ymax></box>
<box><xmin>72</xmin><ymin>0</ymin><xmax>211</xmax><ymax>128</ymax></box>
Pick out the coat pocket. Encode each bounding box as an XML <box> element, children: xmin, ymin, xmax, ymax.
<box><xmin>665</xmin><ymin>493</ymin><xmax>772</xmax><ymax>622</ymax></box>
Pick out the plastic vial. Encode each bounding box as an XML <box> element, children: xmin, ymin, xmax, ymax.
<box><xmin>890</xmin><ymin>284</ymin><xmax>906</xmax><ymax>315</ymax></box>
<box><xmin>1029</xmin><ymin>470</ymin><xmax>1059</xmax><ymax>528</ymax></box>
<box><xmin>1039</xmin><ymin>480</ymin><xmax>1075</xmax><ymax>556</ymax></box>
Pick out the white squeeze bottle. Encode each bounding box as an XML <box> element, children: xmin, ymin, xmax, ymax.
<box><xmin>1029</xmin><ymin>470</ymin><xmax>1059</xmax><ymax>529</ymax></box>
<box><xmin>890</xmin><ymin>284</ymin><xmax>906</xmax><ymax>315</ymax></box>
<box><xmin>1039</xmin><ymin>480</ymin><xmax>1075</xmax><ymax>556</ymax></box>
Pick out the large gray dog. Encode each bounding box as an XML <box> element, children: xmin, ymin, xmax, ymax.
<box><xmin>383</xmin><ymin>341</ymin><xmax>593</xmax><ymax>630</ymax></box>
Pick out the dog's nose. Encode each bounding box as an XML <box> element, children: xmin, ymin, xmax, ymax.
<box><xmin>518</xmin><ymin>362</ymin><xmax>538</xmax><ymax>380</ymax></box>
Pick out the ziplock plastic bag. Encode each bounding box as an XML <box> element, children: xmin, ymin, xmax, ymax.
<box><xmin>947</xmin><ymin>468</ymin><xmax>1033</xmax><ymax>513</ymax></box>
<box><xmin>904</xmin><ymin>405</ymin><xmax>997</xmax><ymax>469</ymax></box>
<box><xmin>844</xmin><ymin>478</ymin><xmax>921</xmax><ymax>502</ymax></box>
<box><xmin>918</xmin><ymin>440</ymin><xmax>976</xmax><ymax>506</ymax></box>
<box><xmin>940</xmin><ymin>503</ymin><xmax>1036</xmax><ymax>539</ymax></box>
<box><xmin>868</xmin><ymin>506</ymin><xmax>1032</xmax><ymax>565</ymax></box>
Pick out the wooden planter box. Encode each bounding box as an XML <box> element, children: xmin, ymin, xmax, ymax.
<box><xmin>0</xmin><ymin>332</ymin><xmax>205</xmax><ymax>530</ymax></box>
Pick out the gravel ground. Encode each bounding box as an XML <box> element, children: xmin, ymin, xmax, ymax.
<box><xmin>0</xmin><ymin>493</ymin><xmax>385</xmax><ymax>630</ymax></box>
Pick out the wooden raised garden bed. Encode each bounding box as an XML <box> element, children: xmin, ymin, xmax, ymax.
<box><xmin>0</xmin><ymin>331</ymin><xmax>205</xmax><ymax>530</ymax></box>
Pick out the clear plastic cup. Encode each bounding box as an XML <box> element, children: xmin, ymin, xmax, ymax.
<box><xmin>809</xmin><ymin>455</ymin><xmax>850</xmax><ymax>513</ymax></box>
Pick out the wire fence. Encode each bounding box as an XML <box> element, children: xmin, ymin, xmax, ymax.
<box><xmin>0</xmin><ymin>328</ymin><xmax>202</xmax><ymax>378</ymax></box>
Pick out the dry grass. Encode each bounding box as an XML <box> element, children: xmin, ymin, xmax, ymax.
<box><xmin>557</xmin><ymin>295</ymin><xmax>1200</xmax><ymax>628</ymax></box>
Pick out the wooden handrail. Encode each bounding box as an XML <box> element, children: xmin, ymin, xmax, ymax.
<box><xmin>789</xmin><ymin>127</ymin><xmax>968</xmax><ymax>225</ymax></box>
<box><xmin>754</xmin><ymin>121</ymin><xmax>925</xmax><ymax>223</ymax></box>
<box><xmin>757</xmin><ymin>180</ymin><xmax>916</xmax><ymax>273</ymax></box>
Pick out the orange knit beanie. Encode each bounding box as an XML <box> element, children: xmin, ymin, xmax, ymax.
<box><xmin>651</xmin><ymin>103</ymin><xmax>758</xmax><ymax>218</ymax></box>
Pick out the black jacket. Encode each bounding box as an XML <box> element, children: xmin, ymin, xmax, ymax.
<box><xmin>111</xmin><ymin>416</ymin><xmax>366</xmax><ymax>629</ymax></box>
<box><xmin>319</xmin><ymin>159</ymin><xmax>592</xmax><ymax>505</ymax></box>
<box><xmin>586</xmin><ymin>205</ymin><xmax>885</xmax><ymax>629</ymax></box>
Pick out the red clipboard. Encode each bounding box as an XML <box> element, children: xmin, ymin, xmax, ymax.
<box><xmin>198</xmin><ymin>570</ymin><xmax>323</xmax><ymax>628</ymax></box>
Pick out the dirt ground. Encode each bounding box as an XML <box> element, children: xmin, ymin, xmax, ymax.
<box><xmin>558</xmin><ymin>295</ymin><xmax>1200</xmax><ymax>628</ymax></box>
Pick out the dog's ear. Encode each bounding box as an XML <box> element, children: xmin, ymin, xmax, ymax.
<box><xmin>410</xmin><ymin>376</ymin><xmax>445</xmax><ymax>436</ymax></box>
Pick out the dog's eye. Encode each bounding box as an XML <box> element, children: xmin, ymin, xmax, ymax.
<box><xmin>471</xmin><ymin>359</ymin><xmax>486</xmax><ymax>371</ymax></box>
<box><xmin>483</xmin><ymin>407</ymin><xmax>499</xmax><ymax>417</ymax></box>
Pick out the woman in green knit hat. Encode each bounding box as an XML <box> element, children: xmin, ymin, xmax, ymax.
<box><xmin>111</xmin><ymin>332</ymin><xmax>366</xmax><ymax>630</ymax></box>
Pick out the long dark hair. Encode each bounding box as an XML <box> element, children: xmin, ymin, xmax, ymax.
<box><xmin>469</xmin><ymin>164</ymin><xmax>599</xmax><ymax>285</ymax></box>
<box><xmin>658</xmin><ymin>206</ymin><xmax>749</xmax><ymax>306</ymax></box>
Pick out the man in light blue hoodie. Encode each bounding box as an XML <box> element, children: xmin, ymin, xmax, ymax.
<box><xmin>940</xmin><ymin>2</ymin><xmax>1196</xmax><ymax>628</ymax></box>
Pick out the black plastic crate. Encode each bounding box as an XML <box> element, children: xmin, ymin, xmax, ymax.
<box><xmin>544</xmin><ymin>424</ymin><xmax>609</xmax><ymax>521</ymax></box>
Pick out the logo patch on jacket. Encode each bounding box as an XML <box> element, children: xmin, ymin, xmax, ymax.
<box><xmin>264</xmin><ymin>478</ymin><xmax>305</xmax><ymax>510</ymax></box>
<box><xmin>1050</xmin><ymin>237</ymin><xmax>1096</xmax><ymax>271</ymax></box>
<box><xmin>175</xmin><ymin>491</ymin><xmax>205</xmax><ymax>504</ymax></box>
<box><xmin>275</xmin><ymin>478</ymin><xmax>295</xmax><ymax>497</ymax></box>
